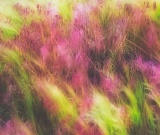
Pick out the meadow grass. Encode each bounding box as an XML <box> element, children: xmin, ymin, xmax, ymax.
<box><xmin>0</xmin><ymin>0</ymin><xmax>160</xmax><ymax>134</ymax></box>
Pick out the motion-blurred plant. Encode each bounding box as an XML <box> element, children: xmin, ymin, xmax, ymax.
<box><xmin>0</xmin><ymin>0</ymin><xmax>160</xmax><ymax>135</ymax></box>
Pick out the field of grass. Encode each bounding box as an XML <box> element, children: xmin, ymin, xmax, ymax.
<box><xmin>0</xmin><ymin>0</ymin><xmax>160</xmax><ymax>134</ymax></box>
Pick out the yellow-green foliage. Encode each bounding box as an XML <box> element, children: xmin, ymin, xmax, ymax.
<box><xmin>87</xmin><ymin>92</ymin><xmax>127</xmax><ymax>135</ymax></box>
<box><xmin>0</xmin><ymin>3</ymin><xmax>22</xmax><ymax>40</ymax></box>
<box><xmin>57</xmin><ymin>0</ymin><xmax>74</xmax><ymax>22</ymax></box>
<box><xmin>45</xmin><ymin>82</ymin><xmax>78</xmax><ymax>120</ymax></box>
<box><xmin>146</xmin><ymin>0</ymin><xmax>160</xmax><ymax>25</ymax></box>
<box><xmin>123</xmin><ymin>86</ymin><xmax>141</xmax><ymax>126</ymax></box>
<box><xmin>0</xmin><ymin>47</ymin><xmax>35</xmax><ymax>122</ymax></box>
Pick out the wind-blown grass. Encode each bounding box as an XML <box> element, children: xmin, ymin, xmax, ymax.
<box><xmin>0</xmin><ymin>0</ymin><xmax>160</xmax><ymax>134</ymax></box>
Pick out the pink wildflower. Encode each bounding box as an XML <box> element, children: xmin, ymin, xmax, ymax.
<box><xmin>71</xmin><ymin>71</ymin><xmax>88</xmax><ymax>89</ymax></box>
<box><xmin>40</xmin><ymin>44</ymin><xmax>49</xmax><ymax>63</ymax></box>
<box><xmin>145</xmin><ymin>24</ymin><xmax>158</xmax><ymax>47</ymax></box>
<box><xmin>56</xmin><ymin>41</ymin><xmax>73</xmax><ymax>70</ymax></box>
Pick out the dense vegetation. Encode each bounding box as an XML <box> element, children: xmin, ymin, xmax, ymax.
<box><xmin>0</xmin><ymin>0</ymin><xmax>160</xmax><ymax>134</ymax></box>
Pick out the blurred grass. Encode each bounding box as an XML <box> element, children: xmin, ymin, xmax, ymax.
<box><xmin>87</xmin><ymin>92</ymin><xmax>127</xmax><ymax>135</ymax></box>
<box><xmin>0</xmin><ymin>0</ymin><xmax>160</xmax><ymax>135</ymax></box>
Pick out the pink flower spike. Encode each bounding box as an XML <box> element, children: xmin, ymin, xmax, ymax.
<box><xmin>71</xmin><ymin>71</ymin><xmax>88</xmax><ymax>89</ymax></box>
<box><xmin>40</xmin><ymin>45</ymin><xmax>49</xmax><ymax>63</ymax></box>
